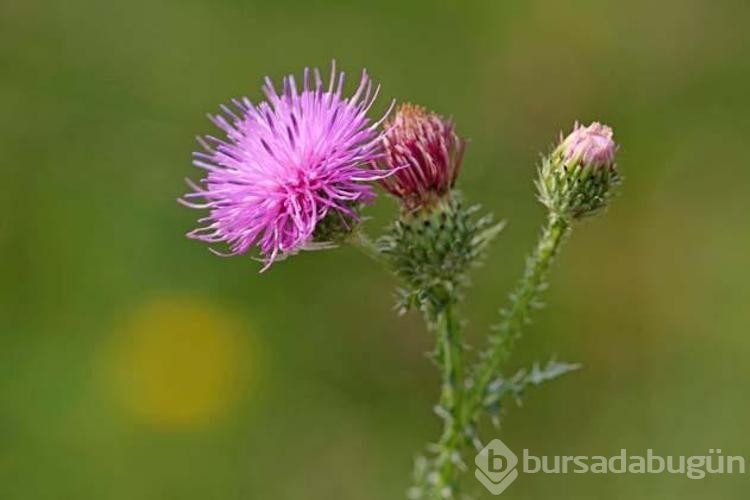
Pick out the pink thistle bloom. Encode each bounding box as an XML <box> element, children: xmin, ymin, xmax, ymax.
<box><xmin>181</xmin><ymin>64</ymin><xmax>393</xmax><ymax>269</ymax></box>
<box><xmin>375</xmin><ymin>104</ymin><xmax>466</xmax><ymax>210</ymax></box>
<box><xmin>560</xmin><ymin>122</ymin><xmax>617</xmax><ymax>168</ymax></box>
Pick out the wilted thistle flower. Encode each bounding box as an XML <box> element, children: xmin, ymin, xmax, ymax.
<box><xmin>377</xmin><ymin>106</ymin><xmax>502</xmax><ymax>312</ymax></box>
<box><xmin>181</xmin><ymin>64</ymin><xmax>393</xmax><ymax>269</ymax></box>
<box><xmin>538</xmin><ymin>121</ymin><xmax>620</xmax><ymax>219</ymax></box>
<box><xmin>376</xmin><ymin>104</ymin><xmax>466</xmax><ymax>211</ymax></box>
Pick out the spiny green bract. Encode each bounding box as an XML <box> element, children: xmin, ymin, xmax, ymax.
<box><xmin>537</xmin><ymin>153</ymin><xmax>620</xmax><ymax>220</ymax></box>
<box><xmin>378</xmin><ymin>194</ymin><xmax>504</xmax><ymax>314</ymax></box>
<box><xmin>312</xmin><ymin>203</ymin><xmax>365</xmax><ymax>244</ymax></box>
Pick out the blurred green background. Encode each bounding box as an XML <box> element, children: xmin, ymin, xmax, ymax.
<box><xmin>2</xmin><ymin>0</ymin><xmax>749</xmax><ymax>498</ymax></box>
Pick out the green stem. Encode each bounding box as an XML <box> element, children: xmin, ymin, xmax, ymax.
<box><xmin>468</xmin><ymin>214</ymin><xmax>571</xmax><ymax>424</ymax></box>
<box><xmin>405</xmin><ymin>296</ymin><xmax>472</xmax><ymax>499</ymax></box>
<box><xmin>429</xmin><ymin>303</ymin><xmax>465</xmax><ymax>497</ymax></box>
<box><xmin>349</xmin><ymin>227</ymin><xmax>467</xmax><ymax>496</ymax></box>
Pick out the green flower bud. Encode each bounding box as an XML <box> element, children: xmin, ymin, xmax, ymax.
<box><xmin>537</xmin><ymin>122</ymin><xmax>620</xmax><ymax>219</ymax></box>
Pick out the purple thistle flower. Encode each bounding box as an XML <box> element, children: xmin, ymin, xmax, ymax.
<box><xmin>560</xmin><ymin>122</ymin><xmax>617</xmax><ymax>169</ymax></box>
<box><xmin>181</xmin><ymin>63</ymin><xmax>394</xmax><ymax>270</ymax></box>
<box><xmin>375</xmin><ymin>104</ymin><xmax>465</xmax><ymax>211</ymax></box>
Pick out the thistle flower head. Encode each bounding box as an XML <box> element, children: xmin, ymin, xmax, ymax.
<box><xmin>376</xmin><ymin>104</ymin><xmax>466</xmax><ymax>211</ymax></box>
<box><xmin>539</xmin><ymin>121</ymin><xmax>620</xmax><ymax>219</ymax></box>
<box><xmin>181</xmin><ymin>63</ymin><xmax>394</xmax><ymax>269</ymax></box>
<box><xmin>560</xmin><ymin>122</ymin><xmax>617</xmax><ymax>169</ymax></box>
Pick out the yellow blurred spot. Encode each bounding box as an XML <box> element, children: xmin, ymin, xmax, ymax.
<box><xmin>105</xmin><ymin>296</ymin><xmax>255</xmax><ymax>429</ymax></box>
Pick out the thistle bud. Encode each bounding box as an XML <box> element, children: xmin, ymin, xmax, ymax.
<box><xmin>561</xmin><ymin>122</ymin><xmax>617</xmax><ymax>168</ymax></box>
<box><xmin>538</xmin><ymin>122</ymin><xmax>620</xmax><ymax>219</ymax></box>
<box><xmin>376</xmin><ymin>104</ymin><xmax>466</xmax><ymax>212</ymax></box>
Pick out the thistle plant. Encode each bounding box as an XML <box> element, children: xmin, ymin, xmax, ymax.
<box><xmin>181</xmin><ymin>64</ymin><xmax>621</xmax><ymax>499</ymax></box>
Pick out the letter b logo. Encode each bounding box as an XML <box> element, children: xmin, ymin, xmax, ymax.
<box><xmin>475</xmin><ymin>439</ymin><xmax>519</xmax><ymax>495</ymax></box>
<box><xmin>488</xmin><ymin>449</ymin><xmax>507</xmax><ymax>472</ymax></box>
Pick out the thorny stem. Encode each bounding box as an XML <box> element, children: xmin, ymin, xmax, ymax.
<box><xmin>428</xmin><ymin>302</ymin><xmax>466</xmax><ymax>497</ymax></box>
<box><xmin>466</xmin><ymin>214</ymin><xmax>572</xmax><ymax>428</ymax></box>
<box><xmin>351</xmin><ymin>214</ymin><xmax>573</xmax><ymax>497</ymax></box>
<box><xmin>352</xmin><ymin>232</ymin><xmax>468</xmax><ymax>497</ymax></box>
<box><xmin>351</xmin><ymin>229</ymin><xmax>468</xmax><ymax>497</ymax></box>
